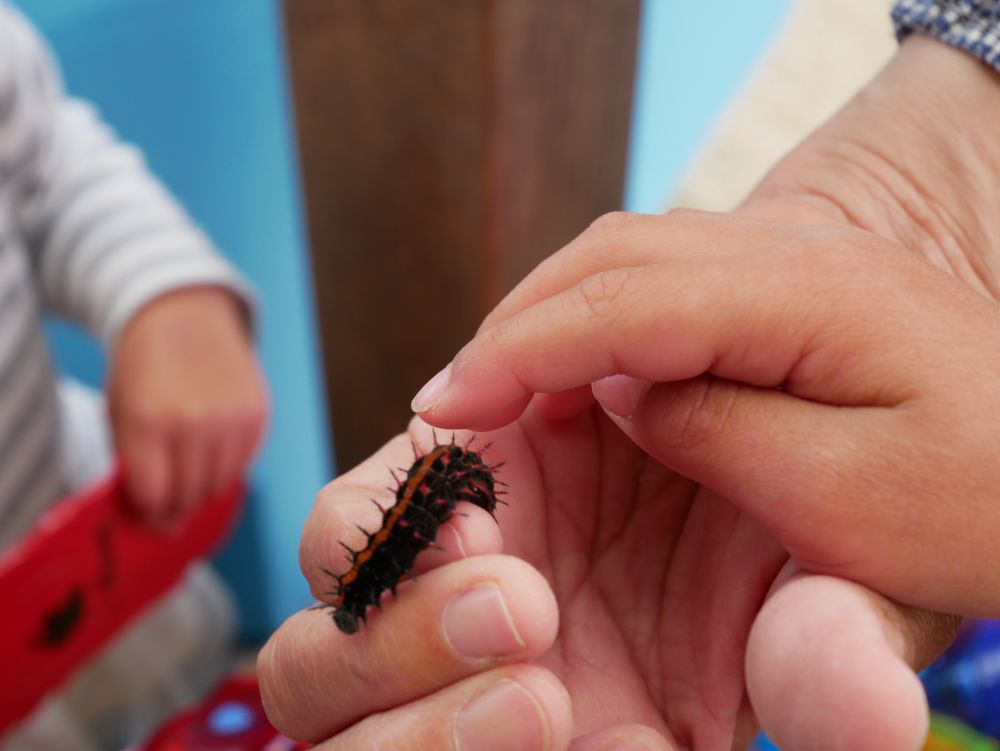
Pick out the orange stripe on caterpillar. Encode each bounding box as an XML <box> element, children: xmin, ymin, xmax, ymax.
<box><xmin>319</xmin><ymin>439</ymin><xmax>502</xmax><ymax>634</ymax></box>
<box><xmin>332</xmin><ymin>447</ymin><xmax>445</xmax><ymax>603</ymax></box>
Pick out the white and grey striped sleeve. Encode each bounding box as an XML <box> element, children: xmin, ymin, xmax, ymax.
<box><xmin>2</xmin><ymin>3</ymin><xmax>254</xmax><ymax>346</ymax></box>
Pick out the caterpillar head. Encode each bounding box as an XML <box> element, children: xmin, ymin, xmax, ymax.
<box><xmin>333</xmin><ymin>609</ymin><xmax>360</xmax><ymax>635</ymax></box>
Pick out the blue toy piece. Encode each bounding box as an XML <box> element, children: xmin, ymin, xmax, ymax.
<box><xmin>923</xmin><ymin>620</ymin><xmax>1000</xmax><ymax>739</ymax></box>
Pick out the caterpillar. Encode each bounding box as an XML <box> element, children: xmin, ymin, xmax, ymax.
<box><xmin>320</xmin><ymin>438</ymin><xmax>502</xmax><ymax>635</ymax></box>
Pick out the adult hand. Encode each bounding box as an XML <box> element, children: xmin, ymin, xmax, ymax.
<box><xmin>107</xmin><ymin>286</ymin><xmax>268</xmax><ymax>521</ymax></box>
<box><xmin>260</xmin><ymin>407</ymin><xmax>954</xmax><ymax>751</ymax></box>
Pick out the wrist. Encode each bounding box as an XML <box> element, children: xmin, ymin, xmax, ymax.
<box><xmin>738</xmin><ymin>35</ymin><xmax>1000</xmax><ymax>298</ymax></box>
<box><xmin>115</xmin><ymin>287</ymin><xmax>249</xmax><ymax>362</ymax></box>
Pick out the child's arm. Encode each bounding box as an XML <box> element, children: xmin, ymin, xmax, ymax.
<box><xmin>1</xmin><ymin>4</ymin><xmax>267</xmax><ymax>518</ymax></box>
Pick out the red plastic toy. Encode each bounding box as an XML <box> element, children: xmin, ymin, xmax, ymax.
<box><xmin>131</xmin><ymin>675</ymin><xmax>308</xmax><ymax>751</ymax></box>
<box><xmin>0</xmin><ymin>466</ymin><xmax>244</xmax><ymax>734</ymax></box>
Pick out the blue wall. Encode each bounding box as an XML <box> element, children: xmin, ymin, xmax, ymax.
<box><xmin>15</xmin><ymin>0</ymin><xmax>333</xmax><ymax>641</ymax></box>
<box><xmin>625</xmin><ymin>0</ymin><xmax>790</xmax><ymax>212</ymax></box>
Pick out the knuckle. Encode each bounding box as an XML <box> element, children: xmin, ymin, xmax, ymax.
<box><xmin>131</xmin><ymin>406</ymin><xmax>201</xmax><ymax>434</ymax></box>
<box><xmin>179</xmin><ymin>406</ymin><xmax>214</xmax><ymax>430</ymax></box>
<box><xmin>583</xmin><ymin>211</ymin><xmax>651</xmax><ymax>251</ymax></box>
<box><xmin>576</xmin><ymin>268</ymin><xmax>633</xmax><ymax>320</ymax></box>
<box><xmin>587</xmin><ymin>210</ymin><xmax>636</xmax><ymax>237</ymax></box>
<box><xmin>237</xmin><ymin>408</ymin><xmax>267</xmax><ymax>441</ymax></box>
<box><xmin>123</xmin><ymin>402</ymin><xmax>163</xmax><ymax>433</ymax></box>
<box><xmin>786</xmin><ymin>224</ymin><xmax>894</xmax><ymax>279</ymax></box>
<box><xmin>668</xmin><ymin>378</ymin><xmax>741</xmax><ymax>453</ymax></box>
<box><xmin>662</xmin><ymin>206</ymin><xmax>708</xmax><ymax>223</ymax></box>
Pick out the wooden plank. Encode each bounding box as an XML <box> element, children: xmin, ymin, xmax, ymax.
<box><xmin>284</xmin><ymin>0</ymin><xmax>640</xmax><ymax>471</ymax></box>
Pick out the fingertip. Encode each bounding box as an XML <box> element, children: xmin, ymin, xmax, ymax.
<box><xmin>747</xmin><ymin>575</ymin><xmax>929</xmax><ymax>751</ymax></box>
<box><xmin>592</xmin><ymin>375</ymin><xmax>651</xmax><ymax>421</ymax></box>
<box><xmin>411</xmin><ymin>362</ymin><xmax>534</xmax><ymax>430</ymax></box>
<box><xmin>257</xmin><ymin>613</ymin><xmax>336</xmax><ymax>742</ymax></box>
<box><xmin>121</xmin><ymin>457</ymin><xmax>172</xmax><ymax>520</ymax></box>
<box><xmin>411</xmin><ymin>363</ymin><xmax>453</xmax><ymax>415</ymax></box>
<box><xmin>417</xmin><ymin>397</ymin><xmax>534</xmax><ymax>433</ymax></box>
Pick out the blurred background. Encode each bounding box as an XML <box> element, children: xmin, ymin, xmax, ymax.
<box><xmin>13</xmin><ymin>1</ymin><xmax>998</xmax><ymax>749</ymax></box>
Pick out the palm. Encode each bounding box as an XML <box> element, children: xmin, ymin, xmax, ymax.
<box><xmin>464</xmin><ymin>403</ymin><xmax>787</xmax><ymax>749</ymax></box>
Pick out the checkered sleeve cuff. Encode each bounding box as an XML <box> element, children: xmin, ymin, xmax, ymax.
<box><xmin>892</xmin><ymin>0</ymin><xmax>1000</xmax><ymax>71</ymax></box>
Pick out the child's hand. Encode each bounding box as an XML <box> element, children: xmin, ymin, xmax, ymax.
<box><xmin>411</xmin><ymin>209</ymin><xmax>1000</xmax><ymax>618</ymax></box>
<box><xmin>107</xmin><ymin>287</ymin><xmax>268</xmax><ymax>522</ymax></box>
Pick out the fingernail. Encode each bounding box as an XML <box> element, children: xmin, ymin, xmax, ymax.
<box><xmin>446</xmin><ymin>525</ymin><xmax>469</xmax><ymax>558</ymax></box>
<box><xmin>455</xmin><ymin>680</ymin><xmax>548</xmax><ymax>751</ymax></box>
<box><xmin>591</xmin><ymin>375</ymin><xmax>650</xmax><ymax>420</ymax></box>
<box><xmin>444</xmin><ymin>585</ymin><xmax>525</xmax><ymax>658</ymax></box>
<box><xmin>411</xmin><ymin>363</ymin><xmax>452</xmax><ymax>413</ymax></box>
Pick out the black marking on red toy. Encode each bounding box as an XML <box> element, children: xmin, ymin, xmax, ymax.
<box><xmin>38</xmin><ymin>587</ymin><xmax>84</xmax><ymax>646</ymax></box>
<box><xmin>319</xmin><ymin>437</ymin><xmax>502</xmax><ymax>634</ymax></box>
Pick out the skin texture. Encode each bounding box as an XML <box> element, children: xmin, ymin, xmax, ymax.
<box><xmin>259</xmin><ymin>36</ymin><xmax>1000</xmax><ymax>751</ymax></box>
<box><xmin>107</xmin><ymin>286</ymin><xmax>268</xmax><ymax>521</ymax></box>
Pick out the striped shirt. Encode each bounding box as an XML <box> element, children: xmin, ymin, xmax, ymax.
<box><xmin>0</xmin><ymin>3</ymin><xmax>250</xmax><ymax>549</ymax></box>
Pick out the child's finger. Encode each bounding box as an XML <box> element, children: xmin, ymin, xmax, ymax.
<box><xmin>604</xmin><ymin>371</ymin><xmax>1000</xmax><ymax>614</ymax></box>
<box><xmin>477</xmin><ymin>209</ymin><xmax>776</xmax><ymax>334</ymax></box>
<box><xmin>115</xmin><ymin>423</ymin><xmax>171</xmax><ymax>519</ymax></box>
<box><xmin>258</xmin><ymin>554</ymin><xmax>558</xmax><ymax>743</ymax></box>
<box><xmin>594</xmin><ymin>376</ymin><xmax>887</xmax><ymax>569</ymax></box>
<box><xmin>746</xmin><ymin>571</ymin><xmax>959</xmax><ymax>751</ymax></box>
<box><xmin>413</xmin><ymin>238</ymin><xmax>944</xmax><ymax>429</ymax></box>
<box><xmin>174</xmin><ymin>428</ymin><xmax>211</xmax><ymax>513</ymax></box>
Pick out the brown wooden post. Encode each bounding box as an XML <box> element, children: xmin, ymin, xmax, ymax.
<box><xmin>283</xmin><ymin>0</ymin><xmax>641</xmax><ymax>471</ymax></box>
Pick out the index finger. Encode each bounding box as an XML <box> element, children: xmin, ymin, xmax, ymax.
<box><xmin>412</xmin><ymin>233</ymin><xmax>950</xmax><ymax>429</ymax></box>
<box><xmin>478</xmin><ymin>210</ymin><xmax>779</xmax><ymax>334</ymax></box>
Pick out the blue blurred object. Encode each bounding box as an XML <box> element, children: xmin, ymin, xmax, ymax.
<box><xmin>16</xmin><ymin>0</ymin><xmax>333</xmax><ymax>640</ymax></box>
<box><xmin>750</xmin><ymin>734</ymin><xmax>781</xmax><ymax>750</ymax></box>
<box><xmin>923</xmin><ymin>620</ymin><xmax>1000</xmax><ymax>738</ymax></box>
<box><xmin>625</xmin><ymin>0</ymin><xmax>791</xmax><ymax>212</ymax></box>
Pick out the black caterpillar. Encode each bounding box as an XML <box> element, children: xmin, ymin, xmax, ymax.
<box><xmin>321</xmin><ymin>439</ymin><xmax>502</xmax><ymax>634</ymax></box>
